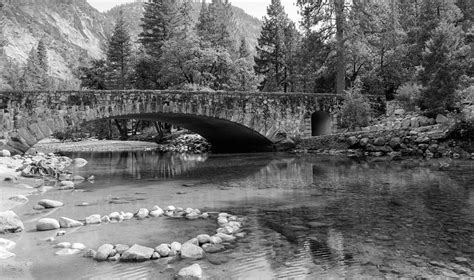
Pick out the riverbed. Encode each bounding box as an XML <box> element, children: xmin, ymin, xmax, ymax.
<box><xmin>2</xmin><ymin>151</ymin><xmax>474</xmax><ymax>279</ymax></box>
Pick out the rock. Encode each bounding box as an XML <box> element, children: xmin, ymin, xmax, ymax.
<box><xmin>114</xmin><ymin>244</ymin><xmax>129</xmax><ymax>254</ymax></box>
<box><xmin>87</xmin><ymin>175</ymin><xmax>95</xmax><ymax>182</ymax></box>
<box><xmin>235</xmin><ymin>232</ymin><xmax>246</xmax><ymax>238</ymax></box>
<box><xmin>374</xmin><ymin>137</ymin><xmax>386</xmax><ymax>146</ymax></box>
<box><xmin>0</xmin><ymin>238</ymin><xmax>16</xmax><ymax>251</ymax></box>
<box><xmin>149</xmin><ymin>206</ymin><xmax>164</xmax><ymax>217</ymax></box>
<box><xmin>180</xmin><ymin>243</ymin><xmax>204</xmax><ymax>259</ymax></box>
<box><xmin>8</xmin><ymin>195</ymin><xmax>29</xmax><ymax>203</ymax></box>
<box><xmin>151</xmin><ymin>252</ymin><xmax>160</xmax><ymax>260</ymax></box>
<box><xmin>83</xmin><ymin>249</ymin><xmax>96</xmax><ymax>258</ymax></box>
<box><xmin>135</xmin><ymin>208</ymin><xmax>149</xmax><ymax>220</ymax></box>
<box><xmin>58</xmin><ymin>181</ymin><xmax>75</xmax><ymax>190</ymax></box>
<box><xmin>401</xmin><ymin>119</ymin><xmax>411</xmax><ymax>129</ymax></box>
<box><xmin>57</xmin><ymin>230</ymin><xmax>66</xmax><ymax>236</ymax></box>
<box><xmin>122</xmin><ymin>212</ymin><xmax>133</xmax><ymax>220</ymax></box>
<box><xmin>166</xmin><ymin>205</ymin><xmax>176</xmax><ymax>211</ymax></box>
<box><xmin>155</xmin><ymin>244</ymin><xmax>171</xmax><ymax>257</ymax></box>
<box><xmin>36</xmin><ymin>218</ymin><xmax>60</xmax><ymax>231</ymax></box>
<box><xmin>101</xmin><ymin>215</ymin><xmax>111</xmax><ymax>223</ymax></box>
<box><xmin>177</xmin><ymin>264</ymin><xmax>202</xmax><ymax>280</ymax></box>
<box><xmin>186</xmin><ymin>212</ymin><xmax>200</xmax><ymax>220</ymax></box>
<box><xmin>197</xmin><ymin>234</ymin><xmax>211</xmax><ymax>245</ymax></box>
<box><xmin>71</xmin><ymin>243</ymin><xmax>86</xmax><ymax>250</ymax></box>
<box><xmin>348</xmin><ymin>136</ymin><xmax>359</xmax><ymax>147</ymax></box>
<box><xmin>95</xmin><ymin>244</ymin><xmax>115</xmax><ymax>261</ymax></box>
<box><xmin>110</xmin><ymin>212</ymin><xmax>124</xmax><ymax>222</ymax></box>
<box><xmin>33</xmin><ymin>205</ymin><xmax>46</xmax><ymax>211</ymax></box>
<box><xmin>1</xmin><ymin>149</ymin><xmax>11</xmax><ymax>157</ymax></box>
<box><xmin>184</xmin><ymin>238</ymin><xmax>199</xmax><ymax>246</ymax></box>
<box><xmin>0</xmin><ymin>247</ymin><xmax>15</xmax><ymax>259</ymax></box>
<box><xmin>108</xmin><ymin>254</ymin><xmax>121</xmax><ymax>262</ymax></box>
<box><xmin>38</xmin><ymin>199</ymin><xmax>64</xmax><ymax>208</ymax></box>
<box><xmin>436</xmin><ymin>114</ymin><xmax>449</xmax><ymax>124</ymax></box>
<box><xmin>454</xmin><ymin>257</ymin><xmax>468</xmax><ymax>264</ymax></box>
<box><xmin>71</xmin><ymin>175</ymin><xmax>85</xmax><ymax>182</ymax></box>
<box><xmin>215</xmin><ymin>233</ymin><xmax>236</xmax><ymax>242</ymax></box>
<box><xmin>394</xmin><ymin>109</ymin><xmax>405</xmax><ymax>116</ymax></box>
<box><xmin>359</xmin><ymin>138</ymin><xmax>369</xmax><ymax>147</ymax></box>
<box><xmin>389</xmin><ymin>137</ymin><xmax>402</xmax><ymax>148</ymax></box>
<box><xmin>200</xmin><ymin>213</ymin><xmax>209</xmax><ymax>219</ymax></box>
<box><xmin>59</xmin><ymin>217</ymin><xmax>84</xmax><ymax>228</ymax></box>
<box><xmin>55</xmin><ymin>242</ymin><xmax>71</xmax><ymax>248</ymax></box>
<box><xmin>71</xmin><ymin>158</ymin><xmax>88</xmax><ymax>168</ymax></box>
<box><xmin>121</xmin><ymin>244</ymin><xmax>155</xmax><ymax>262</ymax></box>
<box><xmin>170</xmin><ymin>242</ymin><xmax>182</xmax><ymax>252</ymax></box>
<box><xmin>202</xmin><ymin>243</ymin><xmax>225</xmax><ymax>253</ymax></box>
<box><xmin>55</xmin><ymin>248</ymin><xmax>80</xmax><ymax>256</ymax></box>
<box><xmin>207</xmin><ymin>254</ymin><xmax>230</xmax><ymax>265</ymax></box>
<box><xmin>85</xmin><ymin>214</ymin><xmax>101</xmax><ymax>224</ymax></box>
<box><xmin>209</xmin><ymin>236</ymin><xmax>223</xmax><ymax>244</ymax></box>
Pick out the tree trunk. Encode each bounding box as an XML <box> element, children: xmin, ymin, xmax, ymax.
<box><xmin>335</xmin><ymin>0</ymin><xmax>345</xmax><ymax>95</ymax></box>
<box><xmin>114</xmin><ymin>119</ymin><xmax>128</xmax><ymax>140</ymax></box>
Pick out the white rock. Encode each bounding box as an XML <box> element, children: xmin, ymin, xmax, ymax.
<box><xmin>184</xmin><ymin>238</ymin><xmax>199</xmax><ymax>246</ymax></box>
<box><xmin>38</xmin><ymin>199</ymin><xmax>64</xmax><ymax>208</ymax></box>
<box><xmin>1</xmin><ymin>150</ymin><xmax>11</xmax><ymax>157</ymax></box>
<box><xmin>101</xmin><ymin>216</ymin><xmax>111</xmax><ymax>223</ymax></box>
<box><xmin>8</xmin><ymin>195</ymin><xmax>29</xmax><ymax>203</ymax></box>
<box><xmin>218</xmin><ymin>213</ymin><xmax>229</xmax><ymax>218</ymax></box>
<box><xmin>122</xmin><ymin>212</ymin><xmax>133</xmax><ymax>220</ymax></box>
<box><xmin>71</xmin><ymin>158</ymin><xmax>88</xmax><ymax>168</ymax></box>
<box><xmin>215</xmin><ymin>233</ymin><xmax>236</xmax><ymax>242</ymax></box>
<box><xmin>71</xmin><ymin>243</ymin><xmax>86</xmax><ymax>250</ymax></box>
<box><xmin>170</xmin><ymin>242</ymin><xmax>182</xmax><ymax>252</ymax></box>
<box><xmin>155</xmin><ymin>244</ymin><xmax>171</xmax><ymax>257</ymax></box>
<box><xmin>217</xmin><ymin>217</ymin><xmax>228</xmax><ymax>225</ymax></box>
<box><xmin>0</xmin><ymin>247</ymin><xmax>15</xmax><ymax>259</ymax></box>
<box><xmin>57</xmin><ymin>230</ymin><xmax>66</xmax><ymax>236</ymax></box>
<box><xmin>209</xmin><ymin>236</ymin><xmax>222</xmax><ymax>244</ymax></box>
<box><xmin>109</xmin><ymin>212</ymin><xmax>123</xmax><ymax>222</ymax></box>
<box><xmin>95</xmin><ymin>244</ymin><xmax>114</xmax><ymax>261</ymax></box>
<box><xmin>121</xmin><ymin>244</ymin><xmax>155</xmax><ymax>262</ymax></box>
<box><xmin>149</xmin><ymin>206</ymin><xmax>164</xmax><ymax>217</ymax></box>
<box><xmin>178</xmin><ymin>264</ymin><xmax>202</xmax><ymax>279</ymax></box>
<box><xmin>58</xmin><ymin>181</ymin><xmax>75</xmax><ymax>190</ymax></box>
<box><xmin>37</xmin><ymin>218</ymin><xmax>60</xmax><ymax>231</ymax></box>
<box><xmin>0</xmin><ymin>238</ymin><xmax>16</xmax><ymax>251</ymax></box>
<box><xmin>186</xmin><ymin>212</ymin><xmax>199</xmax><ymax>220</ymax></box>
<box><xmin>85</xmin><ymin>214</ymin><xmax>101</xmax><ymax>225</ymax></box>
<box><xmin>197</xmin><ymin>234</ymin><xmax>211</xmax><ymax>245</ymax></box>
<box><xmin>114</xmin><ymin>244</ymin><xmax>129</xmax><ymax>254</ymax></box>
<box><xmin>55</xmin><ymin>248</ymin><xmax>81</xmax><ymax>256</ymax></box>
<box><xmin>166</xmin><ymin>205</ymin><xmax>176</xmax><ymax>211</ymax></box>
<box><xmin>59</xmin><ymin>217</ymin><xmax>84</xmax><ymax>228</ymax></box>
<box><xmin>200</xmin><ymin>213</ymin><xmax>209</xmax><ymax>219</ymax></box>
<box><xmin>55</xmin><ymin>242</ymin><xmax>71</xmax><ymax>248</ymax></box>
<box><xmin>180</xmin><ymin>243</ymin><xmax>204</xmax><ymax>259</ymax></box>
<box><xmin>135</xmin><ymin>208</ymin><xmax>149</xmax><ymax>220</ymax></box>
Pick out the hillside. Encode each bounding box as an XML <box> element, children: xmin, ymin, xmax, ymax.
<box><xmin>0</xmin><ymin>0</ymin><xmax>108</xmax><ymax>86</ymax></box>
<box><xmin>106</xmin><ymin>1</ymin><xmax>262</xmax><ymax>53</ymax></box>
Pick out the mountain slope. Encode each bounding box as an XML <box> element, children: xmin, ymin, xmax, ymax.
<box><xmin>0</xmin><ymin>0</ymin><xmax>108</xmax><ymax>84</ymax></box>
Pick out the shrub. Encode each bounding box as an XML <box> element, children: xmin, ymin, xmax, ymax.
<box><xmin>340</xmin><ymin>93</ymin><xmax>372</xmax><ymax>130</ymax></box>
<box><xmin>395</xmin><ymin>82</ymin><xmax>422</xmax><ymax>111</ymax></box>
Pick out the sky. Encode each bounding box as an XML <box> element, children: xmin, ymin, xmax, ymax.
<box><xmin>86</xmin><ymin>0</ymin><xmax>301</xmax><ymax>23</ymax></box>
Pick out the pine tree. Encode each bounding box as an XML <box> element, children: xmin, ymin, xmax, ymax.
<box><xmin>179</xmin><ymin>0</ymin><xmax>193</xmax><ymax>39</ymax></box>
<box><xmin>106</xmin><ymin>12</ymin><xmax>132</xmax><ymax>89</ymax></box>
<box><xmin>197</xmin><ymin>0</ymin><xmax>235</xmax><ymax>51</ymax></box>
<box><xmin>20</xmin><ymin>47</ymin><xmax>44</xmax><ymax>90</ymax></box>
<box><xmin>37</xmin><ymin>39</ymin><xmax>48</xmax><ymax>73</ymax></box>
<box><xmin>254</xmin><ymin>0</ymin><xmax>295</xmax><ymax>92</ymax></box>
<box><xmin>238</xmin><ymin>37</ymin><xmax>250</xmax><ymax>59</ymax></box>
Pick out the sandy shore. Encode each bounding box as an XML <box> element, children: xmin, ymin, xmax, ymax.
<box><xmin>31</xmin><ymin>138</ymin><xmax>159</xmax><ymax>154</ymax></box>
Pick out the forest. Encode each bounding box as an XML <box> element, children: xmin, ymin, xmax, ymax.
<box><xmin>16</xmin><ymin>0</ymin><xmax>473</xmax><ymax>118</ymax></box>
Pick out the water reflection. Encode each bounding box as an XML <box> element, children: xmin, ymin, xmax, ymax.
<box><xmin>57</xmin><ymin>152</ymin><xmax>473</xmax><ymax>279</ymax></box>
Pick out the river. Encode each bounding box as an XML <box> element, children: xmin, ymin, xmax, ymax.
<box><xmin>8</xmin><ymin>152</ymin><xmax>474</xmax><ymax>279</ymax></box>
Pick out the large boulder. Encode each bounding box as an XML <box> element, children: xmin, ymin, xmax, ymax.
<box><xmin>38</xmin><ymin>199</ymin><xmax>64</xmax><ymax>208</ymax></box>
<box><xmin>36</xmin><ymin>218</ymin><xmax>60</xmax><ymax>231</ymax></box>
<box><xmin>177</xmin><ymin>264</ymin><xmax>202</xmax><ymax>280</ymax></box>
<box><xmin>121</xmin><ymin>244</ymin><xmax>155</xmax><ymax>262</ymax></box>
<box><xmin>180</xmin><ymin>243</ymin><xmax>204</xmax><ymax>259</ymax></box>
<box><xmin>95</xmin><ymin>244</ymin><xmax>115</xmax><ymax>261</ymax></box>
<box><xmin>0</xmin><ymin>211</ymin><xmax>24</xmax><ymax>233</ymax></box>
<box><xmin>59</xmin><ymin>217</ymin><xmax>84</xmax><ymax>228</ymax></box>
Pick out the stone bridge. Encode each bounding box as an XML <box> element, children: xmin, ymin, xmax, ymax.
<box><xmin>0</xmin><ymin>91</ymin><xmax>382</xmax><ymax>153</ymax></box>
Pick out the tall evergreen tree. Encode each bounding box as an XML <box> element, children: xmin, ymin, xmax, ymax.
<box><xmin>197</xmin><ymin>0</ymin><xmax>235</xmax><ymax>51</ymax></box>
<box><xmin>106</xmin><ymin>12</ymin><xmax>133</xmax><ymax>89</ymax></box>
<box><xmin>238</xmin><ymin>37</ymin><xmax>250</xmax><ymax>59</ymax></box>
<box><xmin>37</xmin><ymin>39</ymin><xmax>48</xmax><ymax>73</ymax></box>
<box><xmin>20</xmin><ymin>46</ymin><xmax>47</xmax><ymax>90</ymax></box>
<box><xmin>254</xmin><ymin>0</ymin><xmax>296</xmax><ymax>92</ymax></box>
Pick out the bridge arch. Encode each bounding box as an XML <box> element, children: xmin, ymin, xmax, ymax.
<box><xmin>0</xmin><ymin>90</ymin><xmax>347</xmax><ymax>154</ymax></box>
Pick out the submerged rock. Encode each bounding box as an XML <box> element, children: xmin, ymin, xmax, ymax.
<box><xmin>0</xmin><ymin>211</ymin><xmax>24</xmax><ymax>233</ymax></box>
<box><xmin>58</xmin><ymin>181</ymin><xmax>75</xmax><ymax>190</ymax></box>
<box><xmin>177</xmin><ymin>264</ymin><xmax>202</xmax><ymax>279</ymax></box>
<box><xmin>180</xmin><ymin>243</ymin><xmax>204</xmax><ymax>259</ymax></box>
<box><xmin>202</xmin><ymin>243</ymin><xmax>225</xmax><ymax>253</ymax></box>
<box><xmin>59</xmin><ymin>217</ymin><xmax>84</xmax><ymax>228</ymax></box>
<box><xmin>71</xmin><ymin>158</ymin><xmax>88</xmax><ymax>168</ymax></box>
<box><xmin>38</xmin><ymin>199</ymin><xmax>64</xmax><ymax>208</ymax></box>
<box><xmin>95</xmin><ymin>244</ymin><xmax>114</xmax><ymax>261</ymax></box>
<box><xmin>121</xmin><ymin>244</ymin><xmax>155</xmax><ymax>262</ymax></box>
<box><xmin>8</xmin><ymin>195</ymin><xmax>29</xmax><ymax>203</ymax></box>
<box><xmin>36</xmin><ymin>218</ymin><xmax>60</xmax><ymax>231</ymax></box>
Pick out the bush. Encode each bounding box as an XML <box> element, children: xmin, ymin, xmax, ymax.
<box><xmin>395</xmin><ymin>82</ymin><xmax>422</xmax><ymax>111</ymax></box>
<box><xmin>340</xmin><ymin>93</ymin><xmax>372</xmax><ymax>130</ymax></box>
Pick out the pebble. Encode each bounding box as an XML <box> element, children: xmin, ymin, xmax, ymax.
<box><xmin>155</xmin><ymin>244</ymin><xmax>171</xmax><ymax>257</ymax></box>
<box><xmin>38</xmin><ymin>199</ymin><xmax>64</xmax><ymax>208</ymax></box>
<box><xmin>95</xmin><ymin>244</ymin><xmax>114</xmax><ymax>261</ymax></box>
<box><xmin>36</xmin><ymin>218</ymin><xmax>60</xmax><ymax>231</ymax></box>
<box><xmin>85</xmin><ymin>214</ymin><xmax>101</xmax><ymax>225</ymax></box>
<box><xmin>177</xmin><ymin>264</ymin><xmax>202</xmax><ymax>279</ymax></box>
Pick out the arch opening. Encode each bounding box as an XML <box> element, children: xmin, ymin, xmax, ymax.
<box><xmin>311</xmin><ymin>112</ymin><xmax>332</xmax><ymax>136</ymax></box>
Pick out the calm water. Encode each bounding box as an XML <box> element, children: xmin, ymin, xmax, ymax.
<box><xmin>10</xmin><ymin>152</ymin><xmax>474</xmax><ymax>279</ymax></box>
